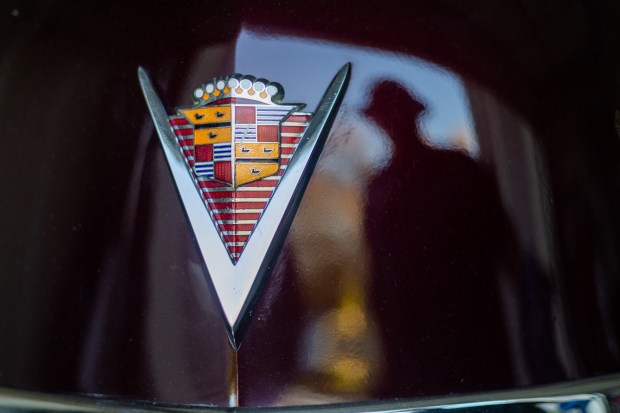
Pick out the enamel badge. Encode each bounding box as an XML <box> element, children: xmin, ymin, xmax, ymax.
<box><xmin>173</xmin><ymin>78</ymin><xmax>304</xmax><ymax>263</ymax></box>
<box><xmin>139</xmin><ymin>64</ymin><xmax>350</xmax><ymax>347</ymax></box>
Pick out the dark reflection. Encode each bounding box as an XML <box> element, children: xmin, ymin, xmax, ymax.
<box><xmin>284</xmin><ymin>115</ymin><xmax>386</xmax><ymax>402</ymax></box>
<box><xmin>364</xmin><ymin>80</ymin><xmax>515</xmax><ymax>396</ymax></box>
<box><xmin>239</xmin><ymin>66</ymin><xmax>612</xmax><ymax>405</ymax></box>
<box><xmin>239</xmin><ymin>108</ymin><xmax>392</xmax><ymax>405</ymax></box>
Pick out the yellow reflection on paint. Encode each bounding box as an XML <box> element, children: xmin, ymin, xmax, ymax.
<box><xmin>329</xmin><ymin>357</ymin><xmax>370</xmax><ymax>391</ymax></box>
<box><xmin>284</xmin><ymin>111</ymin><xmax>392</xmax><ymax>402</ymax></box>
<box><xmin>336</xmin><ymin>298</ymin><xmax>367</xmax><ymax>339</ymax></box>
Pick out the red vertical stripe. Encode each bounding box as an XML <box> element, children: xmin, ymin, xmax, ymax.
<box><xmin>214</xmin><ymin>161</ymin><xmax>232</xmax><ymax>184</ymax></box>
<box><xmin>257</xmin><ymin>125</ymin><xmax>279</xmax><ymax>142</ymax></box>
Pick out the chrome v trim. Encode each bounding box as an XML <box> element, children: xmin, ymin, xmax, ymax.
<box><xmin>138</xmin><ymin>64</ymin><xmax>350</xmax><ymax>348</ymax></box>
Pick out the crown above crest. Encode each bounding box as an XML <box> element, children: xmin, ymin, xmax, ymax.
<box><xmin>191</xmin><ymin>74</ymin><xmax>285</xmax><ymax>106</ymax></box>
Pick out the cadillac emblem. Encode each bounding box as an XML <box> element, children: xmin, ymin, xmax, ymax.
<box><xmin>138</xmin><ymin>64</ymin><xmax>350</xmax><ymax>347</ymax></box>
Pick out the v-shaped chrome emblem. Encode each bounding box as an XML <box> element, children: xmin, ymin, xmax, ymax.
<box><xmin>138</xmin><ymin>64</ymin><xmax>350</xmax><ymax>347</ymax></box>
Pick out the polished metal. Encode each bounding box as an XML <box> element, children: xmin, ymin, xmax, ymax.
<box><xmin>138</xmin><ymin>64</ymin><xmax>350</xmax><ymax>347</ymax></box>
<box><xmin>1</xmin><ymin>374</ymin><xmax>619</xmax><ymax>412</ymax></box>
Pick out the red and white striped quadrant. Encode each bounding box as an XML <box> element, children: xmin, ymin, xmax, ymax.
<box><xmin>168</xmin><ymin>113</ymin><xmax>311</xmax><ymax>263</ymax></box>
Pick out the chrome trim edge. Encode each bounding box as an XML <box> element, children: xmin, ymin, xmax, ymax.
<box><xmin>1</xmin><ymin>374</ymin><xmax>620</xmax><ymax>412</ymax></box>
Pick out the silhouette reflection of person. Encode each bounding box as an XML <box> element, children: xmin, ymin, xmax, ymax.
<box><xmin>364</xmin><ymin>81</ymin><xmax>513</xmax><ymax>397</ymax></box>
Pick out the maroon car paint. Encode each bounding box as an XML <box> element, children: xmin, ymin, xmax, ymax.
<box><xmin>0</xmin><ymin>0</ymin><xmax>619</xmax><ymax>408</ymax></box>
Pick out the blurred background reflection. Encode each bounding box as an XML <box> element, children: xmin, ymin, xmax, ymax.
<box><xmin>236</xmin><ymin>29</ymin><xmax>565</xmax><ymax>405</ymax></box>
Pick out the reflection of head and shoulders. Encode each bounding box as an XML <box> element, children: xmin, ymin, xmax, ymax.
<box><xmin>362</xmin><ymin>79</ymin><xmax>512</xmax><ymax>397</ymax></box>
<box><xmin>364</xmin><ymin>80</ymin><xmax>484</xmax><ymax>188</ymax></box>
<box><xmin>363</xmin><ymin>79</ymin><xmax>499</xmax><ymax>228</ymax></box>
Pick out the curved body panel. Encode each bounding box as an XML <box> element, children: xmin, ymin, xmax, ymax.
<box><xmin>0</xmin><ymin>0</ymin><xmax>619</xmax><ymax>408</ymax></box>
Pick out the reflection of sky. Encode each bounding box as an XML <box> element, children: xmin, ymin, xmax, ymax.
<box><xmin>235</xmin><ymin>29</ymin><xmax>478</xmax><ymax>156</ymax></box>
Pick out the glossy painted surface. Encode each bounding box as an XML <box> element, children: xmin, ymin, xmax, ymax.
<box><xmin>1</xmin><ymin>0</ymin><xmax>619</xmax><ymax>408</ymax></box>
